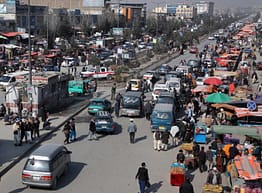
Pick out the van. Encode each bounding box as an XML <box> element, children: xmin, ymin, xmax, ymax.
<box><xmin>126</xmin><ymin>79</ymin><xmax>143</xmax><ymax>92</ymax></box>
<box><xmin>120</xmin><ymin>91</ymin><xmax>144</xmax><ymax>117</ymax></box>
<box><xmin>152</xmin><ymin>82</ymin><xmax>170</xmax><ymax>101</ymax></box>
<box><xmin>0</xmin><ymin>71</ymin><xmax>29</xmax><ymax>89</ymax></box>
<box><xmin>151</xmin><ymin>103</ymin><xmax>175</xmax><ymax>131</ymax></box>
<box><xmin>22</xmin><ymin>144</ymin><xmax>72</xmax><ymax>189</ymax></box>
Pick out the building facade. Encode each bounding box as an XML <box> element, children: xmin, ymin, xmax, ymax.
<box><xmin>176</xmin><ymin>4</ymin><xmax>197</xmax><ymax>20</ymax></box>
<box><xmin>195</xmin><ymin>1</ymin><xmax>214</xmax><ymax>16</ymax></box>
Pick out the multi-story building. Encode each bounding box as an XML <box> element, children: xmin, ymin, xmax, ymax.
<box><xmin>176</xmin><ymin>4</ymin><xmax>197</xmax><ymax>20</ymax></box>
<box><xmin>195</xmin><ymin>1</ymin><xmax>214</xmax><ymax>16</ymax></box>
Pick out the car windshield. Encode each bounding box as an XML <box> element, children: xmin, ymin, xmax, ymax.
<box><xmin>24</xmin><ymin>159</ymin><xmax>50</xmax><ymax>172</ymax></box>
<box><xmin>152</xmin><ymin>111</ymin><xmax>171</xmax><ymax>120</ymax></box>
<box><xmin>90</xmin><ymin>101</ymin><xmax>104</xmax><ymax>106</ymax></box>
<box><xmin>0</xmin><ymin>76</ymin><xmax>11</xmax><ymax>82</ymax></box>
<box><xmin>129</xmin><ymin>81</ymin><xmax>138</xmax><ymax>85</ymax></box>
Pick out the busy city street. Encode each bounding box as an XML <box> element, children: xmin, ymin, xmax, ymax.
<box><xmin>0</xmin><ymin>1</ymin><xmax>261</xmax><ymax>193</ymax></box>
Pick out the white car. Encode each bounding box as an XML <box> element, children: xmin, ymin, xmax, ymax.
<box><xmin>196</xmin><ymin>77</ymin><xmax>205</xmax><ymax>86</ymax></box>
<box><xmin>143</xmin><ymin>71</ymin><xmax>159</xmax><ymax>80</ymax></box>
<box><xmin>208</xmin><ymin>36</ymin><xmax>215</xmax><ymax>40</ymax></box>
<box><xmin>61</xmin><ymin>57</ymin><xmax>78</xmax><ymax>67</ymax></box>
<box><xmin>166</xmin><ymin>78</ymin><xmax>181</xmax><ymax>93</ymax></box>
<box><xmin>152</xmin><ymin>83</ymin><xmax>170</xmax><ymax>101</ymax></box>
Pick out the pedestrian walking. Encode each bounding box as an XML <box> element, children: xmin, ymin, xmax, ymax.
<box><xmin>206</xmin><ymin>146</ymin><xmax>214</xmax><ymax>170</ymax></box>
<box><xmin>177</xmin><ymin>149</ymin><xmax>185</xmax><ymax>163</ymax></box>
<box><xmin>115</xmin><ymin>93</ymin><xmax>122</xmax><ymax>117</ymax></box>
<box><xmin>89</xmin><ymin>118</ymin><xmax>97</xmax><ymax>140</ymax></box>
<box><xmin>252</xmin><ymin>71</ymin><xmax>258</xmax><ymax>84</ymax></box>
<box><xmin>199</xmin><ymin>146</ymin><xmax>207</xmax><ymax>172</ymax></box>
<box><xmin>12</xmin><ymin>120</ymin><xmax>21</xmax><ymax>146</ymax></box>
<box><xmin>62</xmin><ymin>121</ymin><xmax>70</xmax><ymax>144</ymax></box>
<box><xmin>170</xmin><ymin>125</ymin><xmax>180</xmax><ymax>147</ymax></box>
<box><xmin>153</xmin><ymin>129</ymin><xmax>162</xmax><ymax>151</ymax></box>
<box><xmin>179</xmin><ymin>175</ymin><xmax>194</xmax><ymax>193</ymax></box>
<box><xmin>19</xmin><ymin>119</ymin><xmax>25</xmax><ymax>145</ymax></box>
<box><xmin>144</xmin><ymin>101</ymin><xmax>152</xmax><ymax>120</ymax></box>
<box><xmin>69</xmin><ymin>118</ymin><xmax>77</xmax><ymax>141</ymax></box>
<box><xmin>33</xmin><ymin>117</ymin><xmax>40</xmax><ymax>138</ymax></box>
<box><xmin>128</xmin><ymin>119</ymin><xmax>137</xmax><ymax>144</ymax></box>
<box><xmin>111</xmin><ymin>83</ymin><xmax>116</xmax><ymax>100</ymax></box>
<box><xmin>24</xmin><ymin>119</ymin><xmax>33</xmax><ymax>144</ymax></box>
<box><xmin>193</xmin><ymin>141</ymin><xmax>200</xmax><ymax>167</ymax></box>
<box><xmin>161</xmin><ymin>130</ymin><xmax>170</xmax><ymax>151</ymax></box>
<box><xmin>135</xmin><ymin>162</ymin><xmax>150</xmax><ymax>193</ymax></box>
<box><xmin>206</xmin><ymin>167</ymin><xmax>222</xmax><ymax>185</ymax></box>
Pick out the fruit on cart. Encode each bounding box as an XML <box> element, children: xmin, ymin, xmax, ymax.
<box><xmin>202</xmin><ymin>184</ymin><xmax>223</xmax><ymax>193</ymax></box>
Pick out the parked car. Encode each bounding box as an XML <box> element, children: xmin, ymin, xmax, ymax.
<box><xmin>95</xmin><ymin>111</ymin><xmax>115</xmax><ymax>134</ymax></box>
<box><xmin>22</xmin><ymin>144</ymin><xmax>71</xmax><ymax>189</ymax></box>
<box><xmin>158</xmin><ymin>64</ymin><xmax>172</xmax><ymax>75</ymax></box>
<box><xmin>87</xmin><ymin>98</ymin><xmax>112</xmax><ymax>114</ymax></box>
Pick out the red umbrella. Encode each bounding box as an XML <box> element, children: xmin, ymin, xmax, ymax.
<box><xmin>204</xmin><ymin>77</ymin><xmax>223</xmax><ymax>85</ymax></box>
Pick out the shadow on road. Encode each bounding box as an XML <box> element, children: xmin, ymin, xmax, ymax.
<box><xmin>9</xmin><ymin>186</ymin><xmax>28</xmax><ymax>193</ymax></box>
<box><xmin>57</xmin><ymin>162</ymin><xmax>87</xmax><ymax>189</ymax></box>
<box><xmin>148</xmin><ymin>180</ymin><xmax>163</xmax><ymax>193</ymax></box>
<box><xmin>135</xmin><ymin>135</ymin><xmax>147</xmax><ymax>143</ymax></box>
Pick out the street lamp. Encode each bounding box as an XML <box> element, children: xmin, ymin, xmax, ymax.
<box><xmin>28</xmin><ymin>0</ymin><xmax>32</xmax><ymax>113</ymax></box>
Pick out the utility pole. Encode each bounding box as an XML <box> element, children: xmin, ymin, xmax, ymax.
<box><xmin>28</xmin><ymin>0</ymin><xmax>32</xmax><ymax>113</ymax></box>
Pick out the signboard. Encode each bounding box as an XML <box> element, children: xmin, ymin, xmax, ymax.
<box><xmin>112</xmin><ymin>28</ymin><xmax>123</xmax><ymax>36</ymax></box>
<box><xmin>247</xmin><ymin>100</ymin><xmax>256</xmax><ymax>111</ymax></box>
<box><xmin>0</xmin><ymin>4</ymin><xmax>7</xmax><ymax>14</ymax></box>
<box><xmin>83</xmin><ymin>0</ymin><xmax>105</xmax><ymax>7</ymax></box>
<box><xmin>6</xmin><ymin>0</ymin><xmax>16</xmax><ymax>14</ymax></box>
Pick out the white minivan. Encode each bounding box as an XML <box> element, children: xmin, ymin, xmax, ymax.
<box><xmin>152</xmin><ymin>82</ymin><xmax>170</xmax><ymax>101</ymax></box>
<box><xmin>0</xmin><ymin>71</ymin><xmax>29</xmax><ymax>89</ymax></box>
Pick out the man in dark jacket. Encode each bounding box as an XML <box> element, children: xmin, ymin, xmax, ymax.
<box><xmin>161</xmin><ymin>130</ymin><xmax>170</xmax><ymax>151</ymax></box>
<box><xmin>89</xmin><ymin>119</ymin><xmax>97</xmax><ymax>140</ymax></box>
<box><xmin>229</xmin><ymin>143</ymin><xmax>239</xmax><ymax>160</ymax></box>
<box><xmin>135</xmin><ymin>162</ymin><xmax>150</xmax><ymax>193</ymax></box>
<box><xmin>179</xmin><ymin>176</ymin><xmax>194</xmax><ymax>193</ymax></box>
<box><xmin>144</xmin><ymin>101</ymin><xmax>152</xmax><ymax>120</ymax></box>
<box><xmin>177</xmin><ymin>150</ymin><xmax>185</xmax><ymax>163</ymax></box>
<box><xmin>199</xmin><ymin>146</ymin><xmax>207</xmax><ymax>172</ymax></box>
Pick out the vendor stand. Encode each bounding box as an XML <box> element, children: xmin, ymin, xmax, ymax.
<box><xmin>194</xmin><ymin>123</ymin><xmax>207</xmax><ymax>144</ymax></box>
<box><xmin>202</xmin><ymin>184</ymin><xmax>223</xmax><ymax>193</ymax></box>
<box><xmin>181</xmin><ymin>143</ymin><xmax>197</xmax><ymax>169</ymax></box>
<box><xmin>228</xmin><ymin>155</ymin><xmax>262</xmax><ymax>193</ymax></box>
<box><xmin>170</xmin><ymin>162</ymin><xmax>186</xmax><ymax>186</ymax></box>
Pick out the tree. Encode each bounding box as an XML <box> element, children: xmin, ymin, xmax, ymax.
<box><xmin>57</xmin><ymin>15</ymin><xmax>74</xmax><ymax>39</ymax></box>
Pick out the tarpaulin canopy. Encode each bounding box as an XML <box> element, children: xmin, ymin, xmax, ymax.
<box><xmin>213</xmin><ymin>125</ymin><xmax>262</xmax><ymax>140</ymax></box>
<box><xmin>205</xmin><ymin>92</ymin><xmax>232</xmax><ymax>103</ymax></box>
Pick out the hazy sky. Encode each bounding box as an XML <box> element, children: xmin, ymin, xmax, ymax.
<box><xmin>112</xmin><ymin>0</ymin><xmax>262</xmax><ymax>12</ymax></box>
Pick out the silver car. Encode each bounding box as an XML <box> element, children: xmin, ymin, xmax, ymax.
<box><xmin>22</xmin><ymin>144</ymin><xmax>71</xmax><ymax>189</ymax></box>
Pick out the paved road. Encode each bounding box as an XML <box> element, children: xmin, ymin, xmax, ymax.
<box><xmin>0</xmin><ymin>38</ymin><xmax>229</xmax><ymax>193</ymax></box>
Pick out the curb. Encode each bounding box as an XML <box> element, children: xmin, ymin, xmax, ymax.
<box><xmin>0</xmin><ymin>92</ymin><xmax>112</xmax><ymax>178</ymax></box>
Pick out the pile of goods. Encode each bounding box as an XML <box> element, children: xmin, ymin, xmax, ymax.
<box><xmin>181</xmin><ymin>143</ymin><xmax>193</xmax><ymax>151</ymax></box>
<box><xmin>202</xmin><ymin>184</ymin><xmax>223</xmax><ymax>193</ymax></box>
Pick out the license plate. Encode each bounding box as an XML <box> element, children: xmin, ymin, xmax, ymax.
<box><xmin>159</xmin><ymin>126</ymin><xmax>165</xmax><ymax>130</ymax></box>
<box><xmin>102</xmin><ymin>126</ymin><xmax>107</xmax><ymax>128</ymax></box>
<box><xmin>33</xmin><ymin>176</ymin><xmax>40</xmax><ymax>181</ymax></box>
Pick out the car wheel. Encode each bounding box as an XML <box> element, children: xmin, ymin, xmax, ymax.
<box><xmin>107</xmin><ymin>75</ymin><xmax>112</xmax><ymax>80</ymax></box>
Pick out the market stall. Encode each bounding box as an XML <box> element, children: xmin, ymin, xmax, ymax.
<box><xmin>228</xmin><ymin>155</ymin><xmax>262</xmax><ymax>193</ymax></box>
<box><xmin>181</xmin><ymin>143</ymin><xmax>197</xmax><ymax>169</ymax></box>
<box><xmin>194</xmin><ymin>122</ymin><xmax>207</xmax><ymax>144</ymax></box>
